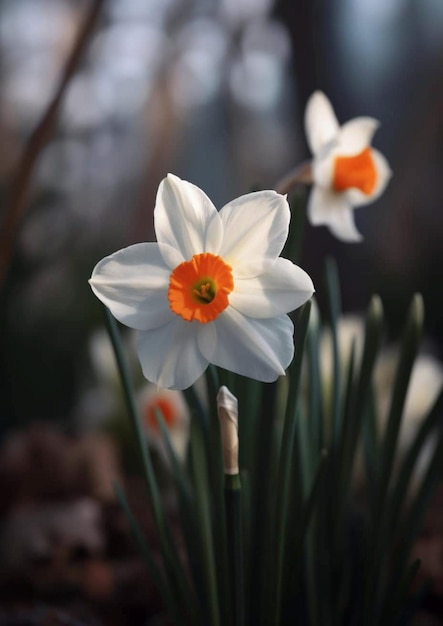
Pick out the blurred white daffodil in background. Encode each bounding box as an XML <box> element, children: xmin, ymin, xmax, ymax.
<box><xmin>316</xmin><ymin>314</ymin><xmax>443</xmax><ymax>475</ymax></box>
<box><xmin>138</xmin><ymin>384</ymin><xmax>190</xmax><ymax>463</ymax></box>
<box><xmin>90</xmin><ymin>174</ymin><xmax>314</xmax><ymax>389</ymax></box>
<box><xmin>375</xmin><ymin>351</ymin><xmax>443</xmax><ymax>454</ymax></box>
<box><xmin>305</xmin><ymin>91</ymin><xmax>392</xmax><ymax>242</ymax></box>
<box><xmin>318</xmin><ymin>313</ymin><xmax>366</xmax><ymax>396</ymax></box>
<box><xmin>375</xmin><ymin>350</ymin><xmax>443</xmax><ymax>487</ymax></box>
<box><xmin>76</xmin><ymin>329</ymin><xmax>192</xmax><ymax>462</ymax></box>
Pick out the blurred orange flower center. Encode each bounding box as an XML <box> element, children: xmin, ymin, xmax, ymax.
<box><xmin>168</xmin><ymin>253</ymin><xmax>234</xmax><ymax>323</ymax></box>
<box><xmin>144</xmin><ymin>397</ymin><xmax>176</xmax><ymax>432</ymax></box>
<box><xmin>333</xmin><ymin>147</ymin><xmax>376</xmax><ymax>195</ymax></box>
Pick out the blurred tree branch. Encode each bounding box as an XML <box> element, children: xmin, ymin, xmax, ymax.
<box><xmin>0</xmin><ymin>0</ymin><xmax>106</xmax><ymax>289</ymax></box>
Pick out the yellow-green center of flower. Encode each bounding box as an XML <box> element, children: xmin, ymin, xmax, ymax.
<box><xmin>333</xmin><ymin>147</ymin><xmax>377</xmax><ymax>195</ymax></box>
<box><xmin>192</xmin><ymin>278</ymin><xmax>216</xmax><ymax>304</ymax></box>
<box><xmin>168</xmin><ymin>252</ymin><xmax>234</xmax><ymax>323</ymax></box>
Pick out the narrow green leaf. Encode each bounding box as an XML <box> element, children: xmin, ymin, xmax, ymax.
<box><xmin>388</xmin><ymin>387</ymin><xmax>443</xmax><ymax>533</ymax></box>
<box><xmin>154</xmin><ymin>408</ymin><xmax>206</xmax><ymax>618</ymax></box>
<box><xmin>237</xmin><ymin>377</ymin><xmax>262</xmax><ymax>472</ymax></box>
<box><xmin>306</xmin><ymin>298</ymin><xmax>324</xmax><ymax>453</ymax></box>
<box><xmin>201</xmin><ymin>370</ymin><xmax>230</xmax><ymax>626</ymax></box>
<box><xmin>325</xmin><ymin>258</ymin><xmax>342</xmax><ymax>442</ymax></box>
<box><xmin>333</xmin><ymin>338</ymin><xmax>357</xmax><ymax>546</ymax></box>
<box><xmin>353</xmin><ymin>295</ymin><xmax>384</xmax><ymax>454</ymax></box>
<box><xmin>114</xmin><ymin>482</ymin><xmax>168</xmax><ymax>600</ymax></box>
<box><xmin>335</xmin><ymin>296</ymin><xmax>384</xmax><ymax>538</ymax></box>
<box><xmin>362</xmin><ymin>295</ymin><xmax>424</xmax><ymax>626</ymax></box>
<box><xmin>380</xmin><ymin>559</ymin><xmax>421</xmax><ymax>626</ymax></box>
<box><xmin>394</xmin><ymin>431</ymin><xmax>443</xmax><ymax>574</ymax></box>
<box><xmin>154</xmin><ymin>408</ymin><xmax>190</xmax><ymax>497</ymax></box>
<box><xmin>189</xmin><ymin>413</ymin><xmax>221</xmax><ymax>626</ymax></box>
<box><xmin>225</xmin><ymin>474</ymin><xmax>244</xmax><ymax>626</ymax></box>
<box><xmin>362</xmin><ymin>386</ymin><xmax>380</xmax><ymax>506</ymax></box>
<box><xmin>249</xmin><ymin>380</ymin><xmax>279</xmax><ymax>626</ymax></box>
<box><xmin>284</xmin><ymin>190</ymin><xmax>307</xmax><ymax>264</ymax></box>
<box><xmin>285</xmin><ymin>450</ymin><xmax>328</xmax><ymax>594</ymax></box>
<box><xmin>377</xmin><ymin>294</ymin><xmax>424</xmax><ymax>511</ymax></box>
<box><xmin>269</xmin><ymin>300</ymin><xmax>311</xmax><ymax>625</ymax></box>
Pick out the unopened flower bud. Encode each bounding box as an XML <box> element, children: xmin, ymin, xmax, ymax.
<box><xmin>217</xmin><ymin>386</ymin><xmax>239</xmax><ymax>475</ymax></box>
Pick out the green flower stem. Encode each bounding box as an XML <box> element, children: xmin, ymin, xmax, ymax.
<box><xmin>305</xmin><ymin>452</ymin><xmax>329</xmax><ymax>626</ymax></box>
<box><xmin>377</xmin><ymin>295</ymin><xmax>424</xmax><ymax>512</ymax></box>
<box><xmin>190</xmin><ymin>413</ymin><xmax>221</xmax><ymax>626</ymax></box>
<box><xmin>307</xmin><ymin>301</ymin><xmax>324</xmax><ymax>452</ymax></box>
<box><xmin>269</xmin><ymin>301</ymin><xmax>311</xmax><ymax>625</ymax></box>
<box><xmin>389</xmin><ymin>388</ymin><xmax>443</xmax><ymax>532</ymax></box>
<box><xmin>250</xmin><ymin>380</ymin><xmax>278</xmax><ymax>625</ymax></box>
<box><xmin>325</xmin><ymin>258</ymin><xmax>342</xmax><ymax>443</ymax></box>
<box><xmin>389</xmin><ymin>432</ymin><xmax>443</xmax><ymax>588</ymax></box>
<box><xmin>114</xmin><ymin>483</ymin><xmax>173</xmax><ymax>613</ymax></box>
<box><xmin>283</xmin><ymin>191</ymin><xmax>307</xmax><ymax>265</ymax></box>
<box><xmin>335</xmin><ymin>295</ymin><xmax>383</xmax><ymax>542</ymax></box>
<box><xmin>225</xmin><ymin>473</ymin><xmax>244</xmax><ymax>626</ymax></box>
<box><xmin>103</xmin><ymin>306</ymin><xmax>197</xmax><ymax>623</ymax></box>
<box><xmin>274</xmin><ymin>160</ymin><xmax>312</xmax><ymax>196</ymax></box>
<box><xmin>203</xmin><ymin>369</ymin><xmax>231</xmax><ymax>625</ymax></box>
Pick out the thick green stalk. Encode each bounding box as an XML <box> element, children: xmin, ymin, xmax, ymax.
<box><xmin>188</xmin><ymin>377</ymin><xmax>230</xmax><ymax>622</ymax></box>
<box><xmin>114</xmin><ymin>483</ymin><xmax>166</xmax><ymax>593</ymax></box>
<box><xmin>225</xmin><ymin>473</ymin><xmax>244</xmax><ymax>626</ymax></box>
<box><xmin>269</xmin><ymin>301</ymin><xmax>311</xmax><ymax>625</ymax></box>
<box><xmin>388</xmin><ymin>388</ymin><xmax>443</xmax><ymax>532</ymax></box>
<box><xmin>377</xmin><ymin>295</ymin><xmax>424</xmax><ymax>513</ymax></box>
<box><xmin>325</xmin><ymin>258</ymin><xmax>342</xmax><ymax>443</ymax></box>
<box><xmin>250</xmin><ymin>380</ymin><xmax>278</xmax><ymax>626</ymax></box>
<box><xmin>283</xmin><ymin>190</ymin><xmax>307</xmax><ymax>265</ymax></box>
<box><xmin>190</xmin><ymin>414</ymin><xmax>221</xmax><ymax>626</ymax></box>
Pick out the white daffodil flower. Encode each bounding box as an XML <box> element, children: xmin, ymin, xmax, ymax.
<box><xmin>305</xmin><ymin>91</ymin><xmax>392</xmax><ymax>242</ymax></box>
<box><xmin>90</xmin><ymin>174</ymin><xmax>314</xmax><ymax>390</ymax></box>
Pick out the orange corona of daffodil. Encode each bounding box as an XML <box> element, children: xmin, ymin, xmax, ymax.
<box><xmin>89</xmin><ymin>174</ymin><xmax>314</xmax><ymax>390</ymax></box>
<box><xmin>305</xmin><ymin>91</ymin><xmax>392</xmax><ymax>242</ymax></box>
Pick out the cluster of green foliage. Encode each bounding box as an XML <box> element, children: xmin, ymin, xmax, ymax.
<box><xmin>106</xmin><ymin>213</ymin><xmax>443</xmax><ymax>626</ymax></box>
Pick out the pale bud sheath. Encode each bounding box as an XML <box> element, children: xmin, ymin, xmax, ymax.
<box><xmin>217</xmin><ymin>386</ymin><xmax>239</xmax><ymax>475</ymax></box>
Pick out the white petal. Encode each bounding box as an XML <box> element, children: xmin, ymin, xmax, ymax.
<box><xmin>304</xmin><ymin>91</ymin><xmax>340</xmax><ymax>155</ymax></box>
<box><xmin>229</xmin><ymin>258</ymin><xmax>314</xmax><ymax>319</ymax></box>
<box><xmin>307</xmin><ymin>186</ymin><xmax>349</xmax><ymax>225</ymax></box>
<box><xmin>89</xmin><ymin>243</ymin><xmax>175</xmax><ymax>330</ymax></box>
<box><xmin>218</xmin><ymin>191</ymin><xmax>290</xmax><ymax>274</ymax></box>
<box><xmin>335</xmin><ymin>117</ymin><xmax>379</xmax><ymax>156</ymax></box>
<box><xmin>343</xmin><ymin>148</ymin><xmax>392</xmax><ymax>207</ymax></box>
<box><xmin>307</xmin><ymin>187</ymin><xmax>362</xmax><ymax>242</ymax></box>
<box><xmin>154</xmin><ymin>174</ymin><xmax>223</xmax><ymax>265</ymax></box>
<box><xmin>198</xmin><ymin>309</ymin><xmax>294</xmax><ymax>382</ymax></box>
<box><xmin>312</xmin><ymin>152</ymin><xmax>334</xmax><ymax>188</ymax></box>
<box><xmin>327</xmin><ymin>207</ymin><xmax>363</xmax><ymax>243</ymax></box>
<box><xmin>137</xmin><ymin>318</ymin><xmax>209</xmax><ymax>390</ymax></box>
